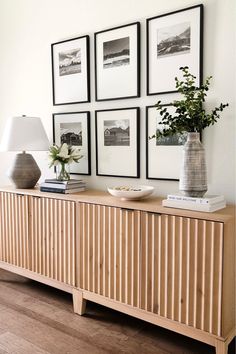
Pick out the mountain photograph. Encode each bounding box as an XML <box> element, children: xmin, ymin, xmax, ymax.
<box><xmin>157</xmin><ymin>22</ymin><xmax>191</xmax><ymax>58</ymax></box>
<box><xmin>103</xmin><ymin>37</ymin><xmax>130</xmax><ymax>69</ymax></box>
<box><xmin>59</xmin><ymin>48</ymin><xmax>81</xmax><ymax>76</ymax></box>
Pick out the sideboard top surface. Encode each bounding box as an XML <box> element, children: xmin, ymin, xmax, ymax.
<box><xmin>0</xmin><ymin>186</ymin><xmax>234</xmax><ymax>223</ymax></box>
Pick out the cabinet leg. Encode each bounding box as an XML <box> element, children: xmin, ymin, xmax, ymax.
<box><xmin>215</xmin><ymin>340</ymin><xmax>228</xmax><ymax>354</ymax></box>
<box><xmin>72</xmin><ymin>289</ymin><xmax>87</xmax><ymax>315</ymax></box>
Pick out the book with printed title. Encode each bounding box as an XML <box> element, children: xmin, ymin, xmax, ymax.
<box><xmin>162</xmin><ymin>199</ymin><xmax>226</xmax><ymax>212</ymax></box>
<box><xmin>167</xmin><ymin>194</ymin><xmax>225</xmax><ymax>205</ymax></box>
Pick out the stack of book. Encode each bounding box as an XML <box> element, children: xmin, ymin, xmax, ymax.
<box><xmin>40</xmin><ymin>179</ymin><xmax>86</xmax><ymax>194</ymax></box>
<box><xmin>162</xmin><ymin>194</ymin><xmax>226</xmax><ymax>212</ymax></box>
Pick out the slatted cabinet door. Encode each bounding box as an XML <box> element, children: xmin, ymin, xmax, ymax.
<box><xmin>28</xmin><ymin>196</ymin><xmax>76</xmax><ymax>286</ymax></box>
<box><xmin>0</xmin><ymin>192</ymin><xmax>30</xmax><ymax>268</ymax></box>
<box><xmin>140</xmin><ymin>212</ymin><xmax>224</xmax><ymax>337</ymax></box>
<box><xmin>77</xmin><ymin>203</ymin><xmax>141</xmax><ymax>307</ymax></box>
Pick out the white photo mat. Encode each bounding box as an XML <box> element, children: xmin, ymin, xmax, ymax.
<box><xmin>146</xmin><ymin>105</ymin><xmax>186</xmax><ymax>180</ymax></box>
<box><xmin>53</xmin><ymin>112</ymin><xmax>90</xmax><ymax>175</ymax></box>
<box><xmin>147</xmin><ymin>5</ymin><xmax>203</xmax><ymax>94</ymax></box>
<box><xmin>95</xmin><ymin>23</ymin><xmax>140</xmax><ymax>100</ymax></box>
<box><xmin>51</xmin><ymin>36</ymin><xmax>90</xmax><ymax>105</ymax></box>
<box><xmin>96</xmin><ymin>108</ymin><xmax>140</xmax><ymax>177</ymax></box>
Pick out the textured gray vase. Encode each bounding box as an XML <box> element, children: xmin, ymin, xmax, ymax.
<box><xmin>179</xmin><ymin>132</ymin><xmax>207</xmax><ymax>197</ymax></box>
<box><xmin>7</xmin><ymin>153</ymin><xmax>41</xmax><ymax>189</ymax></box>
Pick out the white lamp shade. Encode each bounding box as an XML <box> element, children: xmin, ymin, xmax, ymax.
<box><xmin>0</xmin><ymin>116</ymin><xmax>49</xmax><ymax>151</ymax></box>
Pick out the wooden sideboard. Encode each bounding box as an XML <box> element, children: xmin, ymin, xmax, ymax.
<box><xmin>0</xmin><ymin>187</ymin><xmax>235</xmax><ymax>354</ymax></box>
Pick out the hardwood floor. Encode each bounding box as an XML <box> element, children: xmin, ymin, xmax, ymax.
<box><xmin>0</xmin><ymin>269</ymin><xmax>235</xmax><ymax>354</ymax></box>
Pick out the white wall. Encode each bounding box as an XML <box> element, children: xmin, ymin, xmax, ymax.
<box><xmin>0</xmin><ymin>0</ymin><xmax>235</xmax><ymax>202</ymax></box>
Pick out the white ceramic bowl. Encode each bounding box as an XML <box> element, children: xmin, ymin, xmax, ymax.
<box><xmin>107</xmin><ymin>185</ymin><xmax>154</xmax><ymax>201</ymax></box>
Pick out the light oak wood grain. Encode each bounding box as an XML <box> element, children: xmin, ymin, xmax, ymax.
<box><xmin>0</xmin><ymin>186</ymin><xmax>234</xmax><ymax>222</ymax></box>
<box><xmin>139</xmin><ymin>212</ymin><xmax>224</xmax><ymax>336</ymax></box>
<box><xmin>72</xmin><ymin>288</ymin><xmax>86</xmax><ymax>315</ymax></box>
<box><xmin>77</xmin><ymin>203</ymin><xmax>141</xmax><ymax>307</ymax></box>
<box><xmin>0</xmin><ymin>188</ymin><xmax>234</xmax><ymax>354</ymax></box>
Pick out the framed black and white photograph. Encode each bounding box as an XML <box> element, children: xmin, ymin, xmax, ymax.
<box><xmin>95</xmin><ymin>107</ymin><xmax>140</xmax><ymax>178</ymax></box>
<box><xmin>53</xmin><ymin>111</ymin><xmax>91</xmax><ymax>175</ymax></box>
<box><xmin>146</xmin><ymin>105</ymin><xmax>187</xmax><ymax>180</ymax></box>
<box><xmin>147</xmin><ymin>4</ymin><xmax>203</xmax><ymax>95</ymax></box>
<box><xmin>95</xmin><ymin>22</ymin><xmax>140</xmax><ymax>101</ymax></box>
<box><xmin>51</xmin><ymin>36</ymin><xmax>90</xmax><ymax>105</ymax></box>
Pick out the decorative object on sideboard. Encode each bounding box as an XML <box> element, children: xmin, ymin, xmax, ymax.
<box><xmin>0</xmin><ymin>115</ymin><xmax>49</xmax><ymax>188</ymax></box>
<box><xmin>40</xmin><ymin>178</ymin><xmax>86</xmax><ymax>194</ymax></box>
<box><xmin>162</xmin><ymin>199</ymin><xmax>226</xmax><ymax>212</ymax></box>
<box><xmin>49</xmin><ymin>143</ymin><xmax>83</xmax><ymax>181</ymax></box>
<box><xmin>180</xmin><ymin>131</ymin><xmax>206</xmax><ymax>196</ymax></box>
<box><xmin>162</xmin><ymin>193</ymin><xmax>226</xmax><ymax>212</ymax></box>
<box><xmin>167</xmin><ymin>193</ymin><xmax>225</xmax><ymax>205</ymax></box>
<box><xmin>150</xmin><ymin>66</ymin><xmax>229</xmax><ymax>197</ymax></box>
<box><xmin>107</xmin><ymin>185</ymin><xmax>154</xmax><ymax>200</ymax></box>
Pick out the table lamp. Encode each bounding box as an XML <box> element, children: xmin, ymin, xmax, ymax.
<box><xmin>0</xmin><ymin>115</ymin><xmax>49</xmax><ymax>189</ymax></box>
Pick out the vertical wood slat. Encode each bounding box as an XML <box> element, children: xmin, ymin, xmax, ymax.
<box><xmin>28</xmin><ymin>196</ymin><xmax>76</xmax><ymax>286</ymax></box>
<box><xmin>0</xmin><ymin>193</ymin><xmax>75</xmax><ymax>287</ymax></box>
<box><xmin>140</xmin><ymin>212</ymin><xmax>224</xmax><ymax>336</ymax></box>
<box><xmin>0</xmin><ymin>193</ymin><xmax>225</xmax><ymax>338</ymax></box>
<box><xmin>217</xmin><ymin>223</ymin><xmax>224</xmax><ymax>336</ymax></box>
<box><xmin>0</xmin><ymin>192</ymin><xmax>29</xmax><ymax>268</ymax></box>
<box><xmin>77</xmin><ymin>203</ymin><xmax>141</xmax><ymax>308</ymax></box>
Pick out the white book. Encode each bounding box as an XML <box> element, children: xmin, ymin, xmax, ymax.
<box><xmin>167</xmin><ymin>194</ymin><xmax>225</xmax><ymax>205</ymax></box>
<box><xmin>162</xmin><ymin>199</ymin><xmax>226</xmax><ymax>212</ymax></box>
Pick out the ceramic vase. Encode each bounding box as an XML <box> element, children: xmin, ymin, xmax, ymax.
<box><xmin>179</xmin><ymin>132</ymin><xmax>207</xmax><ymax>197</ymax></box>
<box><xmin>8</xmin><ymin>152</ymin><xmax>41</xmax><ymax>189</ymax></box>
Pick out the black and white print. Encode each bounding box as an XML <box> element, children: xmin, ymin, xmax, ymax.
<box><xmin>95</xmin><ymin>107</ymin><xmax>139</xmax><ymax>177</ymax></box>
<box><xmin>103</xmin><ymin>37</ymin><xmax>130</xmax><ymax>69</ymax></box>
<box><xmin>53</xmin><ymin>111</ymin><xmax>91</xmax><ymax>175</ymax></box>
<box><xmin>60</xmin><ymin>122</ymin><xmax>82</xmax><ymax>146</ymax></box>
<box><xmin>157</xmin><ymin>22</ymin><xmax>191</xmax><ymax>58</ymax></box>
<box><xmin>156</xmin><ymin>130</ymin><xmax>187</xmax><ymax>146</ymax></box>
<box><xmin>104</xmin><ymin>119</ymin><xmax>130</xmax><ymax>146</ymax></box>
<box><xmin>59</xmin><ymin>48</ymin><xmax>81</xmax><ymax>76</ymax></box>
<box><xmin>95</xmin><ymin>22</ymin><xmax>140</xmax><ymax>100</ymax></box>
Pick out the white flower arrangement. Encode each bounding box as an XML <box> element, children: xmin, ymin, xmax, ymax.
<box><xmin>49</xmin><ymin>143</ymin><xmax>83</xmax><ymax>167</ymax></box>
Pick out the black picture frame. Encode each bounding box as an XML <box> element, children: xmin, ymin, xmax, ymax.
<box><xmin>146</xmin><ymin>104</ymin><xmax>188</xmax><ymax>181</ymax></box>
<box><xmin>53</xmin><ymin>111</ymin><xmax>91</xmax><ymax>175</ymax></box>
<box><xmin>95</xmin><ymin>22</ymin><xmax>140</xmax><ymax>101</ymax></box>
<box><xmin>51</xmin><ymin>35</ymin><xmax>90</xmax><ymax>105</ymax></box>
<box><xmin>95</xmin><ymin>107</ymin><xmax>140</xmax><ymax>178</ymax></box>
<box><xmin>147</xmin><ymin>4</ymin><xmax>203</xmax><ymax>95</ymax></box>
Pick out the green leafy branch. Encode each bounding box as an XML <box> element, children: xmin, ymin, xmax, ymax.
<box><xmin>150</xmin><ymin>66</ymin><xmax>229</xmax><ymax>139</ymax></box>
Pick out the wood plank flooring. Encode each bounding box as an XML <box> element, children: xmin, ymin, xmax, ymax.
<box><xmin>0</xmin><ymin>269</ymin><xmax>235</xmax><ymax>354</ymax></box>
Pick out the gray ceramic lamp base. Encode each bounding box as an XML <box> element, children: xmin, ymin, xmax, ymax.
<box><xmin>7</xmin><ymin>153</ymin><xmax>41</xmax><ymax>189</ymax></box>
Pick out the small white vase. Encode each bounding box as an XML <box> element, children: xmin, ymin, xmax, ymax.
<box><xmin>179</xmin><ymin>132</ymin><xmax>207</xmax><ymax>197</ymax></box>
